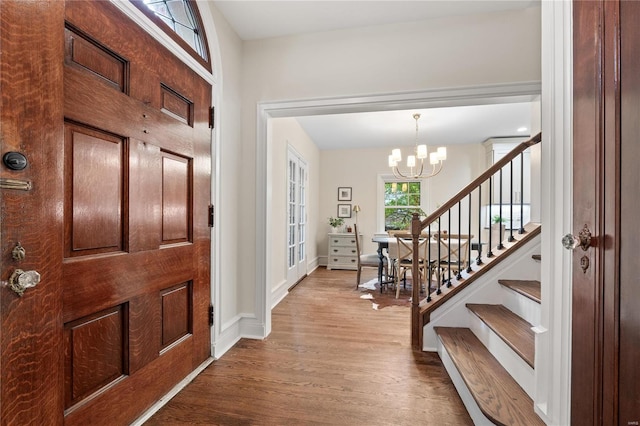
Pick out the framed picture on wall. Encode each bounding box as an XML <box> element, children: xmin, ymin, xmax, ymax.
<box><xmin>337</xmin><ymin>204</ymin><xmax>352</xmax><ymax>218</ymax></box>
<box><xmin>337</xmin><ymin>187</ymin><xmax>352</xmax><ymax>201</ymax></box>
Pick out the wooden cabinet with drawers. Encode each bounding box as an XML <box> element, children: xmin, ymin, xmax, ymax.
<box><xmin>327</xmin><ymin>233</ymin><xmax>361</xmax><ymax>270</ymax></box>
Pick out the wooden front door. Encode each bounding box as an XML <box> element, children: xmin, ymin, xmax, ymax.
<box><xmin>572</xmin><ymin>0</ymin><xmax>639</xmax><ymax>424</ymax></box>
<box><xmin>1</xmin><ymin>1</ymin><xmax>212</xmax><ymax>424</ymax></box>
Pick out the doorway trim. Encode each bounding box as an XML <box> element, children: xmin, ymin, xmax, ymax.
<box><xmin>536</xmin><ymin>2</ymin><xmax>573</xmax><ymax>425</ymax></box>
<box><xmin>256</xmin><ymin>81</ymin><xmax>541</xmax><ymax>338</ymax></box>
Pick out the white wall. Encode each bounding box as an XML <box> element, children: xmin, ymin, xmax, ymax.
<box><xmin>205</xmin><ymin>2</ymin><xmax>541</xmax><ymax>327</ymax></box>
<box><xmin>319</xmin><ymin>143</ymin><xmax>485</xmax><ymax>257</ymax></box>
<box><xmin>270</xmin><ymin>118</ymin><xmax>321</xmax><ymax>294</ymax></box>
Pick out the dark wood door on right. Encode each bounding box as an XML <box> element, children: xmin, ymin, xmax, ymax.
<box><xmin>573</xmin><ymin>1</ymin><xmax>640</xmax><ymax>424</ymax></box>
<box><xmin>62</xmin><ymin>2</ymin><xmax>211</xmax><ymax>424</ymax></box>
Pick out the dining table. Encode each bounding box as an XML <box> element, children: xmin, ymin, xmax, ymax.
<box><xmin>371</xmin><ymin>235</ymin><xmax>395</xmax><ymax>290</ymax></box>
<box><xmin>371</xmin><ymin>234</ymin><xmax>471</xmax><ymax>289</ymax></box>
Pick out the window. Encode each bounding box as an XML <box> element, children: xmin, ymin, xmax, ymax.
<box><xmin>384</xmin><ymin>181</ymin><xmax>423</xmax><ymax>230</ymax></box>
<box><xmin>133</xmin><ymin>0</ymin><xmax>210</xmax><ymax>69</ymax></box>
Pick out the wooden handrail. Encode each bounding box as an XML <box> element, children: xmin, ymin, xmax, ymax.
<box><xmin>409</xmin><ymin>132</ymin><xmax>541</xmax><ymax>348</ymax></box>
<box><xmin>418</xmin><ymin>132</ymin><xmax>541</xmax><ymax>230</ymax></box>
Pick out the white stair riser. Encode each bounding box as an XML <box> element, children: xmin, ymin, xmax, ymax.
<box><xmin>501</xmin><ymin>285</ymin><xmax>541</xmax><ymax>326</ymax></box>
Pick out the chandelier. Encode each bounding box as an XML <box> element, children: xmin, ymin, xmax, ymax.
<box><xmin>388</xmin><ymin>113</ymin><xmax>446</xmax><ymax>179</ymax></box>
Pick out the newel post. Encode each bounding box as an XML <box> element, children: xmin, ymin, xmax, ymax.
<box><xmin>411</xmin><ymin>212</ymin><xmax>422</xmax><ymax>349</ymax></box>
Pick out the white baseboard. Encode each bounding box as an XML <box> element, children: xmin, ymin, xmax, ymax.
<box><xmin>214</xmin><ymin>314</ymin><xmax>266</xmax><ymax>359</ymax></box>
<box><xmin>271</xmin><ymin>279</ymin><xmax>289</xmax><ymax>309</ymax></box>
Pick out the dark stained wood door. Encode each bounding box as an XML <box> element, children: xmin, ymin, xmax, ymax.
<box><xmin>61</xmin><ymin>1</ymin><xmax>211</xmax><ymax>423</ymax></box>
<box><xmin>618</xmin><ymin>0</ymin><xmax>640</xmax><ymax>421</ymax></box>
<box><xmin>1</xmin><ymin>1</ymin><xmax>211</xmax><ymax>424</ymax></box>
<box><xmin>1</xmin><ymin>1</ymin><xmax>66</xmax><ymax>423</ymax></box>
<box><xmin>573</xmin><ymin>0</ymin><xmax>639</xmax><ymax>424</ymax></box>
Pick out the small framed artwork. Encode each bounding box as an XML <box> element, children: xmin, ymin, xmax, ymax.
<box><xmin>338</xmin><ymin>187</ymin><xmax>352</xmax><ymax>201</ymax></box>
<box><xmin>337</xmin><ymin>204</ymin><xmax>352</xmax><ymax>218</ymax></box>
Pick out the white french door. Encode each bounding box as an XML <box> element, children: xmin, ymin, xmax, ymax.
<box><xmin>286</xmin><ymin>147</ymin><xmax>307</xmax><ymax>287</ymax></box>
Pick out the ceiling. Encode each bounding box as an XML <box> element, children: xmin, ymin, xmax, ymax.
<box><xmin>212</xmin><ymin>1</ymin><xmax>539</xmax><ymax>41</ymax></box>
<box><xmin>211</xmin><ymin>1</ymin><xmax>540</xmax><ymax>150</ymax></box>
<box><xmin>295</xmin><ymin>103</ymin><xmax>533</xmax><ymax>150</ymax></box>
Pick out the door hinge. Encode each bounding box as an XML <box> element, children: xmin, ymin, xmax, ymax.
<box><xmin>209</xmin><ymin>106</ymin><xmax>215</xmax><ymax>129</ymax></box>
<box><xmin>208</xmin><ymin>204</ymin><xmax>214</xmax><ymax>227</ymax></box>
<box><xmin>209</xmin><ymin>304</ymin><xmax>214</xmax><ymax>327</ymax></box>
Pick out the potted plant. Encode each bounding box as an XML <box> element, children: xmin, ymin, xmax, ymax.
<box><xmin>491</xmin><ymin>214</ymin><xmax>507</xmax><ymax>244</ymax></box>
<box><xmin>328</xmin><ymin>216</ymin><xmax>345</xmax><ymax>233</ymax></box>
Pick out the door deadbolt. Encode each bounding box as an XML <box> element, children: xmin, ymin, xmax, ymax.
<box><xmin>3</xmin><ymin>152</ymin><xmax>28</xmax><ymax>171</ymax></box>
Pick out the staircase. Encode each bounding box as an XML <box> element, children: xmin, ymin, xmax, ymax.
<box><xmin>403</xmin><ymin>133</ymin><xmax>545</xmax><ymax>424</ymax></box>
<box><xmin>431</xmin><ymin>242</ymin><xmax>544</xmax><ymax>425</ymax></box>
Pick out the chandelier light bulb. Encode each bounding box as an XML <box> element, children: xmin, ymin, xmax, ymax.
<box><xmin>417</xmin><ymin>144</ymin><xmax>428</xmax><ymax>159</ymax></box>
<box><xmin>437</xmin><ymin>146</ymin><xmax>447</xmax><ymax>160</ymax></box>
<box><xmin>430</xmin><ymin>152</ymin><xmax>439</xmax><ymax>165</ymax></box>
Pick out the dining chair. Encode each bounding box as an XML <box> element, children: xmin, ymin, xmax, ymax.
<box><xmin>434</xmin><ymin>233</ymin><xmax>473</xmax><ymax>282</ymax></box>
<box><xmin>388</xmin><ymin>236</ymin><xmax>429</xmax><ymax>299</ymax></box>
<box><xmin>353</xmin><ymin>224</ymin><xmax>388</xmax><ymax>290</ymax></box>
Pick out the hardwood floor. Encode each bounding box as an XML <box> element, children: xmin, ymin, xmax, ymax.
<box><xmin>145</xmin><ymin>267</ymin><xmax>472</xmax><ymax>425</ymax></box>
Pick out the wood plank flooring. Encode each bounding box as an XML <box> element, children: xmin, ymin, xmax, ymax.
<box><xmin>145</xmin><ymin>267</ymin><xmax>472</xmax><ymax>425</ymax></box>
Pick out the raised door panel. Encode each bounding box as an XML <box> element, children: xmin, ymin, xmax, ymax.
<box><xmin>161</xmin><ymin>152</ymin><xmax>191</xmax><ymax>244</ymax></box>
<box><xmin>64</xmin><ymin>305</ymin><xmax>128</xmax><ymax>411</ymax></box>
<box><xmin>64</xmin><ymin>123</ymin><xmax>124</xmax><ymax>257</ymax></box>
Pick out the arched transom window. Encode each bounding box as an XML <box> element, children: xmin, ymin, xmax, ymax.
<box><xmin>133</xmin><ymin>0</ymin><xmax>210</xmax><ymax>69</ymax></box>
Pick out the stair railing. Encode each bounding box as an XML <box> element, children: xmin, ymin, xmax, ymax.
<box><xmin>408</xmin><ymin>132</ymin><xmax>541</xmax><ymax>344</ymax></box>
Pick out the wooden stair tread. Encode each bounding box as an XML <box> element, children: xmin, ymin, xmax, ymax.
<box><xmin>466</xmin><ymin>304</ymin><xmax>535</xmax><ymax>368</ymax></box>
<box><xmin>499</xmin><ymin>279</ymin><xmax>541</xmax><ymax>303</ymax></box>
<box><xmin>435</xmin><ymin>327</ymin><xmax>545</xmax><ymax>426</ymax></box>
